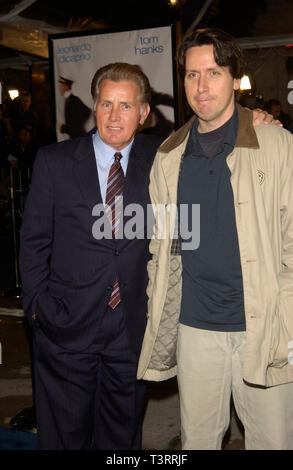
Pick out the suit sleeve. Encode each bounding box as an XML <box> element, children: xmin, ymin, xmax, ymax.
<box><xmin>19</xmin><ymin>147</ymin><xmax>54</xmax><ymax>326</ymax></box>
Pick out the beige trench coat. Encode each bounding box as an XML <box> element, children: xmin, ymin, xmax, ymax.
<box><xmin>137</xmin><ymin>105</ymin><xmax>293</xmax><ymax>388</ymax></box>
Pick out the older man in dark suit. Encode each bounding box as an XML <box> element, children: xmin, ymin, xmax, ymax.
<box><xmin>19</xmin><ymin>63</ymin><xmax>163</xmax><ymax>450</ymax></box>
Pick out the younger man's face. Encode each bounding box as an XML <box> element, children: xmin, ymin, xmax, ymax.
<box><xmin>184</xmin><ymin>44</ymin><xmax>240</xmax><ymax>133</ymax></box>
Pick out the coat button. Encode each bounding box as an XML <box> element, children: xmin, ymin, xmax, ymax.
<box><xmin>115</xmin><ymin>249</ymin><xmax>119</xmax><ymax>256</ymax></box>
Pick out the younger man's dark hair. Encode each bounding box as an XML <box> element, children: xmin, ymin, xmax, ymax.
<box><xmin>177</xmin><ymin>28</ymin><xmax>246</xmax><ymax>80</ymax></box>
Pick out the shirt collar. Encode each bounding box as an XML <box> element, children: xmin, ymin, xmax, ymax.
<box><xmin>186</xmin><ymin>106</ymin><xmax>238</xmax><ymax>157</ymax></box>
<box><xmin>92</xmin><ymin>130</ymin><xmax>133</xmax><ymax>171</ymax></box>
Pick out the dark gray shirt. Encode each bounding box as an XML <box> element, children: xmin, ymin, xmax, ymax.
<box><xmin>178</xmin><ymin>108</ymin><xmax>246</xmax><ymax>332</ymax></box>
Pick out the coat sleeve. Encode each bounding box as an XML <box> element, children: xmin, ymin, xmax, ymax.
<box><xmin>146</xmin><ymin>152</ymin><xmax>164</xmax><ymax>305</ymax></box>
<box><xmin>279</xmin><ymin>131</ymin><xmax>293</xmax><ymax>307</ymax></box>
<box><xmin>19</xmin><ymin>147</ymin><xmax>54</xmax><ymax>326</ymax></box>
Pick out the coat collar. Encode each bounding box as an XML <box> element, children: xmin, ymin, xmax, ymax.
<box><xmin>158</xmin><ymin>104</ymin><xmax>259</xmax><ymax>154</ymax></box>
<box><xmin>235</xmin><ymin>104</ymin><xmax>259</xmax><ymax>149</ymax></box>
<box><xmin>158</xmin><ymin>104</ymin><xmax>260</xmax><ymax>206</ymax></box>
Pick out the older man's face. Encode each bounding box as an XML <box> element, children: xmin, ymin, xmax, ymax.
<box><xmin>96</xmin><ymin>79</ymin><xmax>150</xmax><ymax>150</ymax></box>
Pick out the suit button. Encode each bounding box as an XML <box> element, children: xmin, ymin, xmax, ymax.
<box><xmin>115</xmin><ymin>249</ymin><xmax>119</xmax><ymax>256</ymax></box>
<box><xmin>106</xmin><ymin>285</ymin><xmax>112</xmax><ymax>291</ymax></box>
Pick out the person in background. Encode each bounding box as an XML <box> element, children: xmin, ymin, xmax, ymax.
<box><xmin>266</xmin><ymin>98</ymin><xmax>293</xmax><ymax>133</ymax></box>
<box><xmin>10</xmin><ymin>91</ymin><xmax>37</xmax><ymax>139</ymax></box>
<box><xmin>7</xmin><ymin>125</ymin><xmax>36</xmax><ymax>171</ymax></box>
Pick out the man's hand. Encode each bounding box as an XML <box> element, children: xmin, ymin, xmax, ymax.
<box><xmin>252</xmin><ymin>108</ymin><xmax>283</xmax><ymax>127</ymax></box>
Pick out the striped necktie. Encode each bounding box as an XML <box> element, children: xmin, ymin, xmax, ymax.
<box><xmin>105</xmin><ymin>152</ymin><xmax>124</xmax><ymax>309</ymax></box>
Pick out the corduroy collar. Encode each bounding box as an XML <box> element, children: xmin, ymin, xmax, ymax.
<box><xmin>159</xmin><ymin>104</ymin><xmax>259</xmax><ymax>154</ymax></box>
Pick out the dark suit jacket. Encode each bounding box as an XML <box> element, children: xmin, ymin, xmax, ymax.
<box><xmin>19</xmin><ymin>131</ymin><xmax>163</xmax><ymax>352</ymax></box>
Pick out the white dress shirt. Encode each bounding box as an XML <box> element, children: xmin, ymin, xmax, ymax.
<box><xmin>92</xmin><ymin>131</ymin><xmax>133</xmax><ymax>204</ymax></box>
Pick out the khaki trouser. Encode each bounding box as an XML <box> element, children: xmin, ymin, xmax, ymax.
<box><xmin>177</xmin><ymin>324</ymin><xmax>293</xmax><ymax>450</ymax></box>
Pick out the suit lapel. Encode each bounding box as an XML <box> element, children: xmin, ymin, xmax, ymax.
<box><xmin>123</xmin><ymin>138</ymin><xmax>149</xmax><ymax>207</ymax></box>
<box><xmin>73</xmin><ymin>132</ymin><xmax>103</xmax><ymax>212</ymax></box>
